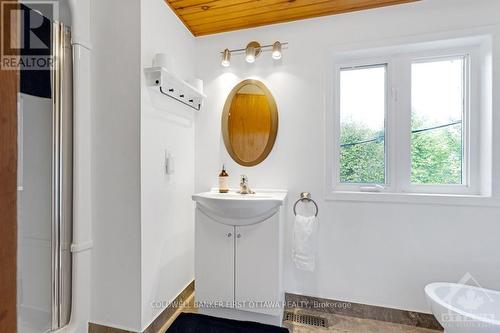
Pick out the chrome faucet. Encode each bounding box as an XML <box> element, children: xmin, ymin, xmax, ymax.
<box><xmin>238</xmin><ymin>175</ymin><xmax>254</xmax><ymax>194</ymax></box>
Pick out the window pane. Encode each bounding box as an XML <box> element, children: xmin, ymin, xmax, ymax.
<box><xmin>411</xmin><ymin>57</ymin><xmax>465</xmax><ymax>185</ymax></box>
<box><xmin>339</xmin><ymin>65</ymin><xmax>386</xmax><ymax>184</ymax></box>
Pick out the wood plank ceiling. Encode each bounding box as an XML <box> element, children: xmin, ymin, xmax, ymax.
<box><xmin>165</xmin><ymin>0</ymin><xmax>418</xmax><ymax>36</ymax></box>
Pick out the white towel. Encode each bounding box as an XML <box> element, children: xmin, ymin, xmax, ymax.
<box><xmin>292</xmin><ymin>214</ymin><xmax>318</xmax><ymax>271</ymax></box>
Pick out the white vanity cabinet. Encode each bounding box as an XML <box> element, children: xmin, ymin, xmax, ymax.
<box><xmin>193</xmin><ymin>190</ymin><xmax>287</xmax><ymax>326</ymax></box>
<box><xmin>234</xmin><ymin>215</ymin><xmax>281</xmax><ymax>316</ymax></box>
<box><xmin>195</xmin><ymin>213</ymin><xmax>235</xmax><ymax>308</ymax></box>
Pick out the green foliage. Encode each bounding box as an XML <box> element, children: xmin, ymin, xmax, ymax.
<box><xmin>410</xmin><ymin>117</ymin><xmax>462</xmax><ymax>185</ymax></box>
<box><xmin>340</xmin><ymin>117</ymin><xmax>462</xmax><ymax>185</ymax></box>
<box><xmin>340</xmin><ymin>123</ymin><xmax>385</xmax><ymax>184</ymax></box>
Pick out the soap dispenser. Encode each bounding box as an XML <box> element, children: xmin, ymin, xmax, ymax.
<box><xmin>218</xmin><ymin>165</ymin><xmax>229</xmax><ymax>193</ymax></box>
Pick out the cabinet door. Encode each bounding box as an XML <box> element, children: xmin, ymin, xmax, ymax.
<box><xmin>235</xmin><ymin>214</ymin><xmax>281</xmax><ymax>316</ymax></box>
<box><xmin>195</xmin><ymin>209</ymin><xmax>234</xmax><ymax>308</ymax></box>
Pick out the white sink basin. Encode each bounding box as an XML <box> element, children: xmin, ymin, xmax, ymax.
<box><xmin>192</xmin><ymin>190</ymin><xmax>287</xmax><ymax>225</ymax></box>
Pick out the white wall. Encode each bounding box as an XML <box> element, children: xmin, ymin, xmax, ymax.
<box><xmin>195</xmin><ymin>0</ymin><xmax>500</xmax><ymax>313</ymax></box>
<box><xmin>91</xmin><ymin>0</ymin><xmax>142</xmax><ymax>330</ymax></box>
<box><xmin>90</xmin><ymin>0</ymin><xmax>196</xmax><ymax>330</ymax></box>
<box><xmin>140</xmin><ymin>0</ymin><xmax>196</xmax><ymax>330</ymax></box>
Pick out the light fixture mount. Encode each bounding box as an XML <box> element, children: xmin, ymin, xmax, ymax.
<box><xmin>246</xmin><ymin>41</ymin><xmax>262</xmax><ymax>58</ymax></box>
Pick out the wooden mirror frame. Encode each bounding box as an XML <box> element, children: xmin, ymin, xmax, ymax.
<box><xmin>221</xmin><ymin>79</ymin><xmax>278</xmax><ymax>167</ymax></box>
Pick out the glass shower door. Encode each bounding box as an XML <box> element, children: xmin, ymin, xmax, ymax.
<box><xmin>17</xmin><ymin>5</ymin><xmax>73</xmax><ymax>332</ymax></box>
<box><xmin>17</xmin><ymin>83</ymin><xmax>53</xmax><ymax>333</ymax></box>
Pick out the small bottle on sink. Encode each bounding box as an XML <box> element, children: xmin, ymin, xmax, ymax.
<box><xmin>218</xmin><ymin>165</ymin><xmax>229</xmax><ymax>193</ymax></box>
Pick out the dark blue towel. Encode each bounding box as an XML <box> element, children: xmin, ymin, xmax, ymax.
<box><xmin>166</xmin><ymin>313</ymin><xmax>289</xmax><ymax>333</ymax></box>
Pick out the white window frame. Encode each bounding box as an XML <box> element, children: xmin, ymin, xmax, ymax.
<box><xmin>329</xmin><ymin>42</ymin><xmax>483</xmax><ymax>197</ymax></box>
<box><xmin>333</xmin><ymin>60</ymin><xmax>392</xmax><ymax>192</ymax></box>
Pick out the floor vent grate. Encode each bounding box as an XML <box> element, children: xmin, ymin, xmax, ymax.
<box><xmin>284</xmin><ymin>311</ymin><xmax>328</xmax><ymax>328</ymax></box>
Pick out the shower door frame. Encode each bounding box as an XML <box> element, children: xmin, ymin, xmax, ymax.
<box><xmin>51</xmin><ymin>21</ymin><xmax>73</xmax><ymax>331</ymax></box>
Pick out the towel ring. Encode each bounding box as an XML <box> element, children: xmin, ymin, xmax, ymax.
<box><xmin>293</xmin><ymin>192</ymin><xmax>319</xmax><ymax>217</ymax></box>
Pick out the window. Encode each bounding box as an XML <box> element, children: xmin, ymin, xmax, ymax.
<box><xmin>411</xmin><ymin>57</ymin><xmax>465</xmax><ymax>185</ymax></box>
<box><xmin>339</xmin><ymin>65</ymin><xmax>387</xmax><ymax>184</ymax></box>
<box><xmin>330</xmin><ymin>39</ymin><xmax>488</xmax><ymax>196</ymax></box>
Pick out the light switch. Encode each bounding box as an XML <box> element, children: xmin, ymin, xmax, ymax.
<box><xmin>165</xmin><ymin>150</ymin><xmax>175</xmax><ymax>175</ymax></box>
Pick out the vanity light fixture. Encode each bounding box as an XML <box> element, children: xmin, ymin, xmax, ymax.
<box><xmin>221</xmin><ymin>48</ymin><xmax>231</xmax><ymax>67</ymax></box>
<box><xmin>220</xmin><ymin>40</ymin><xmax>288</xmax><ymax>67</ymax></box>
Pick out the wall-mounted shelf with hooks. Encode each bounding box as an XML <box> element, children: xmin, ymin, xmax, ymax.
<box><xmin>143</xmin><ymin>66</ymin><xmax>206</xmax><ymax>111</ymax></box>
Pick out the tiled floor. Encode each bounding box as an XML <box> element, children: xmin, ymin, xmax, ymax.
<box><xmin>160</xmin><ymin>295</ymin><xmax>442</xmax><ymax>333</ymax></box>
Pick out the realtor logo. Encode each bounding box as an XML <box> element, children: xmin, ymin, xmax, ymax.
<box><xmin>456</xmin><ymin>286</ymin><xmax>485</xmax><ymax>311</ymax></box>
<box><xmin>1</xmin><ymin>0</ymin><xmax>58</xmax><ymax>70</ymax></box>
<box><xmin>442</xmin><ymin>273</ymin><xmax>495</xmax><ymax>326</ymax></box>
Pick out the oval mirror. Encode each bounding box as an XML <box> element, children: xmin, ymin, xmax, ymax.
<box><xmin>222</xmin><ymin>80</ymin><xmax>278</xmax><ymax>167</ymax></box>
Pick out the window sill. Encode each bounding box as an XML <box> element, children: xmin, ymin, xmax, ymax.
<box><xmin>325</xmin><ymin>191</ymin><xmax>499</xmax><ymax>207</ymax></box>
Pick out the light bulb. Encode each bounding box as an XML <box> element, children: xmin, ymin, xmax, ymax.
<box><xmin>245</xmin><ymin>46</ymin><xmax>256</xmax><ymax>63</ymax></box>
<box><xmin>221</xmin><ymin>49</ymin><xmax>231</xmax><ymax>67</ymax></box>
<box><xmin>272</xmin><ymin>41</ymin><xmax>282</xmax><ymax>60</ymax></box>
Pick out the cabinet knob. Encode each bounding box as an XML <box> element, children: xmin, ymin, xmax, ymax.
<box><xmin>237</xmin><ymin>234</ymin><xmax>241</xmax><ymax>238</ymax></box>
<box><xmin>227</xmin><ymin>233</ymin><xmax>232</xmax><ymax>237</ymax></box>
